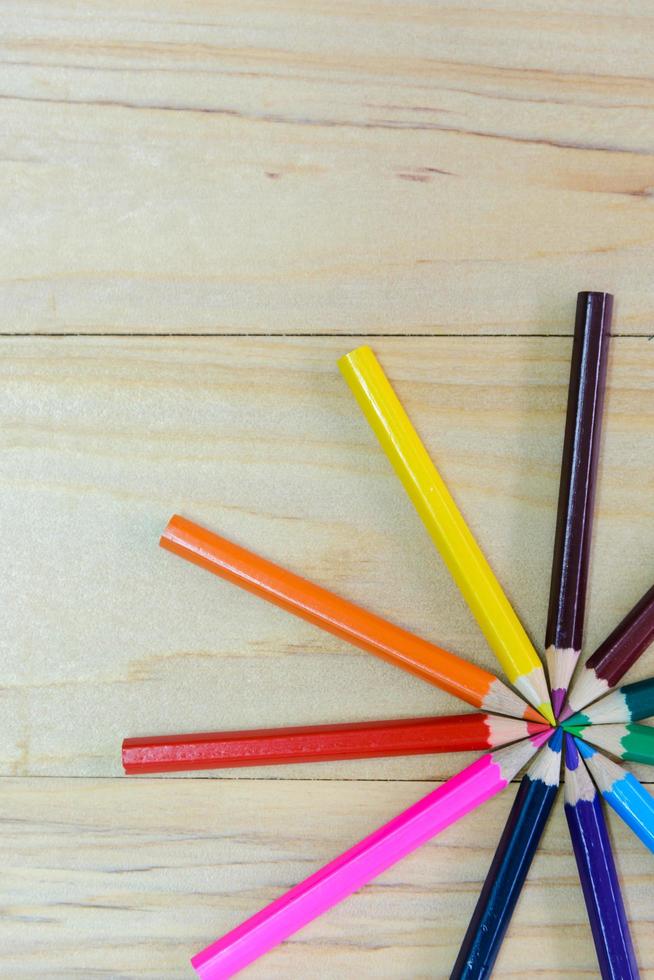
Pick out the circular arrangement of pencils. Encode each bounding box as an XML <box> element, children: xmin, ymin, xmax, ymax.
<box><xmin>123</xmin><ymin>290</ymin><xmax>654</xmax><ymax>979</ymax></box>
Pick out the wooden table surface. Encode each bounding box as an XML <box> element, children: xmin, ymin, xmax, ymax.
<box><xmin>2</xmin><ymin>3</ymin><xmax>654</xmax><ymax>977</ymax></box>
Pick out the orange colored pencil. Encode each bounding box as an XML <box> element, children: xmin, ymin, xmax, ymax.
<box><xmin>161</xmin><ymin>515</ymin><xmax>542</xmax><ymax>721</ymax></box>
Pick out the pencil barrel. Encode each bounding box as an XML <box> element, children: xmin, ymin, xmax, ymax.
<box><xmin>565</xmin><ymin>796</ymin><xmax>638</xmax><ymax>979</ymax></box>
<box><xmin>122</xmin><ymin>714</ymin><xmax>510</xmax><ymax>774</ymax></box>
<box><xmin>160</xmin><ymin>514</ymin><xmax>507</xmax><ymax>709</ymax></box>
<box><xmin>546</xmin><ymin>291</ymin><xmax>612</xmax><ymax>653</ymax></box>
<box><xmin>451</xmin><ymin>776</ymin><xmax>558</xmax><ymax>979</ymax></box>
<box><xmin>545</xmin><ymin>292</ymin><xmax>612</xmax><ymax>714</ymax></box>
<box><xmin>192</xmin><ymin>755</ymin><xmax>506</xmax><ymax>978</ymax></box>
<box><xmin>338</xmin><ymin>346</ymin><xmax>552</xmax><ymax>722</ymax></box>
<box><xmin>587</xmin><ymin>584</ymin><xmax>654</xmax><ymax>687</ymax></box>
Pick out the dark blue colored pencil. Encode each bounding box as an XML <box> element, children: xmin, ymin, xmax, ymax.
<box><xmin>450</xmin><ymin>728</ymin><xmax>562</xmax><ymax>979</ymax></box>
<box><xmin>564</xmin><ymin>734</ymin><xmax>639</xmax><ymax>980</ymax></box>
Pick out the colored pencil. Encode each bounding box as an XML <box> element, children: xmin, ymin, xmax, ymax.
<box><xmin>122</xmin><ymin>714</ymin><xmax>549</xmax><ymax>774</ymax></box>
<box><xmin>190</xmin><ymin>735</ymin><xmax>549</xmax><ymax>979</ymax></box>
<box><xmin>575</xmin><ymin>737</ymin><xmax>654</xmax><ymax>853</ymax></box>
<box><xmin>563</xmin><ymin>734</ymin><xmax>639</xmax><ymax>980</ymax></box>
<box><xmin>560</xmin><ymin>583</ymin><xmax>654</xmax><ymax>721</ymax></box>
<box><xmin>546</xmin><ymin>292</ymin><xmax>612</xmax><ymax>717</ymax></box>
<box><xmin>569</xmin><ymin>722</ymin><xmax>654</xmax><ymax>766</ymax></box>
<box><xmin>161</xmin><ymin>515</ymin><xmax>541</xmax><ymax>721</ymax></box>
<box><xmin>338</xmin><ymin>346</ymin><xmax>554</xmax><ymax>725</ymax></box>
<box><xmin>565</xmin><ymin>676</ymin><xmax>654</xmax><ymax>728</ymax></box>
<box><xmin>450</xmin><ymin>728</ymin><xmax>562</xmax><ymax>980</ymax></box>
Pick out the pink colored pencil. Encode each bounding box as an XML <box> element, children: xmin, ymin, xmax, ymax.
<box><xmin>191</xmin><ymin>733</ymin><xmax>549</xmax><ymax>979</ymax></box>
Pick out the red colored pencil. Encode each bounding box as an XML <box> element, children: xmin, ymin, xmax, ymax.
<box><xmin>122</xmin><ymin>714</ymin><xmax>549</xmax><ymax>774</ymax></box>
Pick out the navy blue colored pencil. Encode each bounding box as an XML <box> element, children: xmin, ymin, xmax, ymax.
<box><xmin>450</xmin><ymin>729</ymin><xmax>562</xmax><ymax>979</ymax></box>
<box><xmin>564</xmin><ymin>734</ymin><xmax>639</xmax><ymax>980</ymax></box>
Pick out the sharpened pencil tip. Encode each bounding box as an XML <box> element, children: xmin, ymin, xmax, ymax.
<box><xmin>551</xmin><ymin>688</ymin><xmax>566</xmax><ymax>718</ymax></box>
<box><xmin>532</xmin><ymin>728</ymin><xmax>554</xmax><ymax>748</ymax></box>
<box><xmin>538</xmin><ymin>702</ymin><xmax>556</xmax><ymax>727</ymax></box>
<box><xmin>528</xmin><ymin>722</ymin><xmax>553</xmax><ymax>738</ymax></box>
<box><xmin>548</xmin><ymin>726</ymin><xmax>563</xmax><ymax>751</ymax></box>
<box><xmin>524</xmin><ymin>704</ymin><xmax>549</xmax><ymax>724</ymax></box>
<box><xmin>558</xmin><ymin>703</ymin><xmax>574</xmax><ymax>723</ymax></box>
<box><xmin>574</xmin><ymin>736</ymin><xmax>595</xmax><ymax>759</ymax></box>
<box><xmin>564</xmin><ymin>732</ymin><xmax>579</xmax><ymax>769</ymax></box>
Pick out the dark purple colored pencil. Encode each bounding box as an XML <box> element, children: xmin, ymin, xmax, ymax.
<box><xmin>560</xmin><ymin>582</ymin><xmax>654</xmax><ymax>720</ymax></box>
<box><xmin>546</xmin><ymin>291</ymin><xmax>612</xmax><ymax>717</ymax></box>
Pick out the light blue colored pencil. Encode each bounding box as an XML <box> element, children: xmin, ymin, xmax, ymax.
<box><xmin>575</xmin><ymin>737</ymin><xmax>654</xmax><ymax>853</ymax></box>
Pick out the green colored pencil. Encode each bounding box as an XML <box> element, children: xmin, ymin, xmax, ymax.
<box><xmin>564</xmin><ymin>676</ymin><xmax>654</xmax><ymax>727</ymax></box>
<box><xmin>568</xmin><ymin>722</ymin><xmax>654</xmax><ymax>765</ymax></box>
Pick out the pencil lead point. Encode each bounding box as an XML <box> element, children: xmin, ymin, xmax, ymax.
<box><xmin>548</xmin><ymin>726</ymin><xmax>563</xmax><ymax>751</ymax></box>
<box><xmin>551</xmin><ymin>688</ymin><xmax>566</xmax><ymax>717</ymax></box>
<box><xmin>538</xmin><ymin>702</ymin><xmax>556</xmax><ymax>726</ymax></box>
<box><xmin>574</xmin><ymin>737</ymin><xmax>595</xmax><ymax>759</ymax></box>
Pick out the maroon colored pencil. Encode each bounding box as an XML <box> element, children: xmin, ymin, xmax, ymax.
<box><xmin>546</xmin><ymin>291</ymin><xmax>612</xmax><ymax>717</ymax></box>
<box><xmin>122</xmin><ymin>714</ymin><xmax>548</xmax><ymax>774</ymax></box>
<box><xmin>560</xmin><ymin>582</ymin><xmax>654</xmax><ymax>720</ymax></box>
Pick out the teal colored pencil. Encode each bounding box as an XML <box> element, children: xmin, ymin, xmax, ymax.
<box><xmin>569</xmin><ymin>723</ymin><xmax>654</xmax><ymax>766</ymax></box>
<box><xmin>575</xmin><ymin>738</ymin><xmax>654</xmax><ymax>852</ymax></box>
<box><xmin>565</xmin><ymin>676</ymin><xmax>654</xmax><ymax>727</ymax></box>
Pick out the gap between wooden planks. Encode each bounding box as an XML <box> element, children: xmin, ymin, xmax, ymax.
<box><xmin>2</xmin><ymin>333</ymin><xmax>653</xmax><ymax>980</ymax></box>
<box><xmin>1</xmin><ymin>775</ymin><xmax>653</xmax><ymax>978</ymax></box>
<box><xmin>2</xmin><ymin>2</ymin><xmax>654</xmax><ymax>336</ymax></box>
<box><xmin>3</xmin><ymin>2</ymin><xmax>654</xmax><ymax>975</ymax></box>
<box><xmin>2</xmin><ymin>335</ymin><xmax>654</xmax><ymax>781</ymax></box>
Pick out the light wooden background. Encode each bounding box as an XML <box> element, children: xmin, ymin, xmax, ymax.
<box><xmin>2</xmin><ymin>2</ymin><xmax>654</xmax><ymax>977</ymax></box>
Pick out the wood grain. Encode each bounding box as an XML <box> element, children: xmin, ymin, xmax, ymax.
<box><xmin>1</xmin><ymin>776</ymin><xmax>653</xmax><ymax>978</ymax></box>
<box><xmin>4</xmin><ymin>4</ymin><xmax>654</xmax><ymax>976</ymax></box>
<box><xmin>1</xmin><ymin>1</ymin><xmax>654</xmax><ymax>334</ymax></box>
<box><xmin>2</xmin><ymin>336</ymin><xmax>654</xmax><ymax>781</ymax></box>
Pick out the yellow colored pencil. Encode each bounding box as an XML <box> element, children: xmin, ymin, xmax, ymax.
<box><xmin>339</xmin><ymin>346</ymin><xmax>554</xmax><ymax>725</ymax></box>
